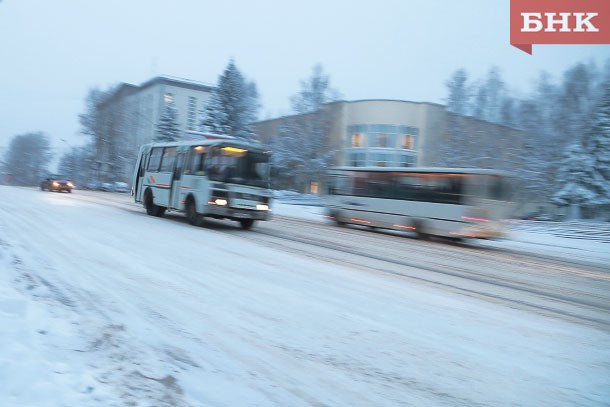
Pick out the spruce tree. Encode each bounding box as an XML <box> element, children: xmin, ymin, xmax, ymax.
<box><xmin>582</xmin><ymin>85</ymin><xmax>610</xmax><ymax>207</ymax></box>
<box><xmin>201</xmin><ymin>60</ymin><xmax>259</xmax><ymax>141</ymax></box>
<box><xmin>551</xmin><ymin>143</ymin><xmax>595</xmax><ymax>218</ymax></box>
<box><xmin>155</xmin><ymin>102</ymin><xmax>181</xmax><ymax>142</ymax></box>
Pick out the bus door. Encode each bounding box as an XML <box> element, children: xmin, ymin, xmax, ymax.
<box><xmin>170</xmin><ymin>150</ymin><xmax>186</xmax><ymax>209</ymax></box>
<box><xmin>149</xmin><ymin>147</ymin><xmax>176</xmax><ymax>207</ymax></box>
<box><xmin>134</xmin><ymin>147</ymin><xmax>150</xmax><ymax>203</ymax></box>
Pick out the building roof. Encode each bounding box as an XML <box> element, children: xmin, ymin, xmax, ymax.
<box><xmin>97</xmin><ymin>75</ymin><xmax>215</xmax><ymax>109</ymax></box>
<box><xmin>254</xmin><ymin>99</ymin><xmax>446</xmax><ymax>126</ymax></box>
<box><xmin>138</xmin><ymin>75</ymin><xmax>215</xmax><ymax>93</ymax></box>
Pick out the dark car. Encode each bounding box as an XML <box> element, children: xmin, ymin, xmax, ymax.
<box><xmin>40</xmin><ymin>176</ymin><xmax>74</xmax><ymax>193</ymax></box>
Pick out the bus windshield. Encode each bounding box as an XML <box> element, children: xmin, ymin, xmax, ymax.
<box><xmin>208</xmin><ymin>147</ymin><xmax>270</xmax><ymax>187</ymax></box>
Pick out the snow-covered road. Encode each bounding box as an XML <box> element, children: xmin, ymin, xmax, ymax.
<box><xmin>1</xmin><ymin>186</ymin><xmax>609</xmax><ymax>406</ymax></box>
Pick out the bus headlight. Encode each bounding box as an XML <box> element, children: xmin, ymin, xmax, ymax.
<box><xmin>256</xmin><ymin>204</ymin><xmax>269</xmax><ymax>211</ymax></box>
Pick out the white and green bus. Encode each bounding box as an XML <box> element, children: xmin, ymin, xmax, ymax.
<box><xmin>132</xmin><ymin>139</ymin><xmax>272</xmax><ymax>229</ymax></box>
<box><xmin>324</xmin><ymin>167</ymin><xmax>513</xmax><ymax>240</ymax></box>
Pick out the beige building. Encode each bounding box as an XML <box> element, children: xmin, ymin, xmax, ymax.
<box><xmin>96</xmin><ymin>76</ymin><xmax>215</xmax><ymax>182</ymax></box>
<box><xmin>255</xmin><ymin>99</ymin><xmax>522</xmax><ymax>171</ymax></box>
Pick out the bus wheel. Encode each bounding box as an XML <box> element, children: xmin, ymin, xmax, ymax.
<box><xmin>414</xmin><ymin>220</ymin><xmax>430</xmax><ymax>240</ymax></box>
<box><xmin>239</xmin><ymin>219</ymin><xmax>255</xmax><ymax>230</ymax></box>
<box><xmin>186</xmin><ymin>199</ymin><xmax>203</xmax><ymax>226</ymax></box>
<box><xmin>145</xmin><ymin>190</ymin><xmax>163</xmax><ymax>217</ymax></box>
<box><xmin>332</xmin><ymin>211</ymin><xmax>346</xmax><ymax>226</ymax></box>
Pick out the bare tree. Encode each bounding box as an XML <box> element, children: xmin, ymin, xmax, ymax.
<box><xmin>4</xmin><ymin>132</ymin><xmax>53</xmax><ymax>185</ymax></box>
<box><xmin>271</xmin><ymin>64</ymin><xmax>340</xmax><ymax>192</ymax></box>
<box><xmin>440</xmin><ymin>69</ymin><xmax>473</xmax><ymax>167</ymax></box>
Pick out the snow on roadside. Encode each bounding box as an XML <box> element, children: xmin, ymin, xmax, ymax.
<box><xmin>0</xmin><ymin>239</ymin><xmax>103</xmax><ymax>406</ymax></box>
<box><xmin>0</xmin><ymin>211</ymin><xmax>191</xmax><ymax>406</ymax></box>
<box><xmin>272</xmin><ymin>198</ymin><xmax>610</xmax><ymax>267</ymax></box>
<box><xmin>1</xmin><ymin>188</ymin><xmax>608</xmax><ymax>406</ymax></box>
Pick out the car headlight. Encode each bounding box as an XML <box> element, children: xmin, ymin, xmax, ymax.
<box><xmin>256</xmin><ymin>204</ymin><xmax>269</xmax><ymax>211</ymax></box>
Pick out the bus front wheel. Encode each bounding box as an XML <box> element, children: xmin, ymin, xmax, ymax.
<box><xmin>239</xmin><ymin>219</ymin><xmax>254</xmax><ymax>230</ymax></box>
<box><xmin>145</xmin><ymin>190</ymin><xmax>165</xmax><ymax>217</ymax></box>
<box><xmin>186</xmin><ymin>199</ymin><xmax>203</xmax><ymax>226</ymax></box>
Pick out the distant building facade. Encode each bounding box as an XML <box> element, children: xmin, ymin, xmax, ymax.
<box><xmin>254</xmin><ymin>99</ymin><xmax>522</xmax><ymax>186</ymax></box>
<box><xmin>95</xmin><ymin>76</ymin><xmax>215</xmax><ymax>182</ymax></box>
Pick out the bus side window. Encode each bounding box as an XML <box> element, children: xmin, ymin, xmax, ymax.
<box><xmin>186</xmin><ymin>146</ymin><xmax>206</xmax><ymax>175</ymax></box>
<box><xmin>148</xmin><ymin>148</ymin><xmax>163</xmax><ymax>172</ymax></box>
<box><xmin>159</xmin><ymin>147</ymin><xmax>177</xmax><ymax>172</ymax></box>
<box><xmin>174</xmin><ymin>153</ymin><xmax>185</xmax><ymax>181</ymax></box>
<box><xmin>194</xmin><ymin>152</ymin><xmax>206</xmax><ymax>175</ymax></box>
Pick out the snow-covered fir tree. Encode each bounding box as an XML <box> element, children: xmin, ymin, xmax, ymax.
<box><xmin>155</xmin><ymin>101</ymin><xmax>181</xmax><ymax>142</ymax></box>
<box><xmin>200</xmin><ymin>60</ymin><xmax>259</xmax><ymax>141</ymax></box>
<box><xmin>551</xmin><ymin>143</ymin><xmax>596</xmax><ymax>219</ymax></box>
<box><xmin>581</xmin><ymin>84</ymin><xmax>610</xmax><ymax>207</ymax></box>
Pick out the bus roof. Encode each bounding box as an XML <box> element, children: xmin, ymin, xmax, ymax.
<box><xmin>328</xmin><ymin>166</ymin><xmax>511</xmax><ymax>176</ymax></box>
<box><xmin>141</xmin><ymin>139</ymin><xmax>270</xmax><ymax>151</ymax></box>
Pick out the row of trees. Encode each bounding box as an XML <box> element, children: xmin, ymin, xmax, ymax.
<box><xmin>2</xmin><ymin>58</ymin><xmax>608</xmax><ymax>219</ymax></box>
<box><xmin>443</xmin><ymin>61</ymin><xmax>610</xmax><ymax>217</ymax></box>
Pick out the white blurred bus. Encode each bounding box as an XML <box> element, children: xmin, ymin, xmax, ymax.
<box><xmin>132</xmin><ymin>140</ymin><xmax>272</xmax><ymax>229</ymax></box>
<box><xmin>324</xmin><ymin>167</ymin><xmax>513</xmax><ymax>239</ymax></box>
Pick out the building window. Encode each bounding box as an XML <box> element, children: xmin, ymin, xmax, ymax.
<box><xmin>351</xmin><ymin>133</ymin><xmax>364</xmax><ymax>147</ymax></box>
<box><xmin>376</xmin><ymin>133</ymin><xmax>388</xmax><ymax>147</ymax></box>
<box><xmin>400</xmin><ymin>153</ymin><xmax>416</xmax><ymax>167</ymax></box>
<box><xmin>402</xmin><ymin>134</ymin><xmax>415</xmax><ymax>150</ymax></box>
<box><xmin>346</xmin><ymin>124</ymin><xmax>418</xmax><ymax>166</ymax></box>
<box><xmin>347</xmin><ymin>151</ymin><xmax>366</xmax><ymax>167</ymax></box>
<box><xmin>188</xmin><ymin>96</ymin><xmax>197</xmax><ymax>131</ymax></box>
<box><xmin>164</xmin><ymin>93</ymin><xmax>174</xmax><ymax>104</ymax></box>
<box><xmin>370</xmin><ymin>152</ymin><xmax>392</xmax><ymax>167</ymax></box>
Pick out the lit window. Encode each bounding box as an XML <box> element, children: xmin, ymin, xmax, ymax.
<box><xmin>352</xmin><ymin>133</ymin><xmax>364</xmax><ymax>147</ymax></box>
<box><xmin>402</xmin><ymin>134</ymin><xmax>414</xmax><ymax>150</ymax></box>
<box><xmin>164</xmin><ymin>93</ymin><xmax>174</xmax><ymax>104</ymax></box>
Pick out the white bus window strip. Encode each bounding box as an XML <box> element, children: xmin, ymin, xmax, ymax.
<box><xmin>133</xmin><ymin>140</ymin><xmax>272</xmax><ymax>230</ymax></box>
<box><xmin>323</xmin><ymin>167</ymin><xmax>513</xmax><ymax>240</ymax></box>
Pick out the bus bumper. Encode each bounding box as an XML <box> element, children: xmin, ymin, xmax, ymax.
<box><xmin>456</xmin><ymin>223</ymin><xmax>506</xmax><ymax>239</ymax></box>
<box><xmin>206</xmin><ymin>205</ymin><xmax>271</xmax><ymax>221</ymax></box>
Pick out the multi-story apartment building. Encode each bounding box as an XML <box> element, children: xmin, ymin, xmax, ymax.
<box><xmin>95</xmin><ymin>75</ymin><xmax>214</xmax><ymax>182</ymax></box>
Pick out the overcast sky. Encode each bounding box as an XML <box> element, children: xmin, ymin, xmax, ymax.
<box><xmin>1</xmin><ymin>0</ymin><xmax>609</xmax><ymax>158</ymax></box>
